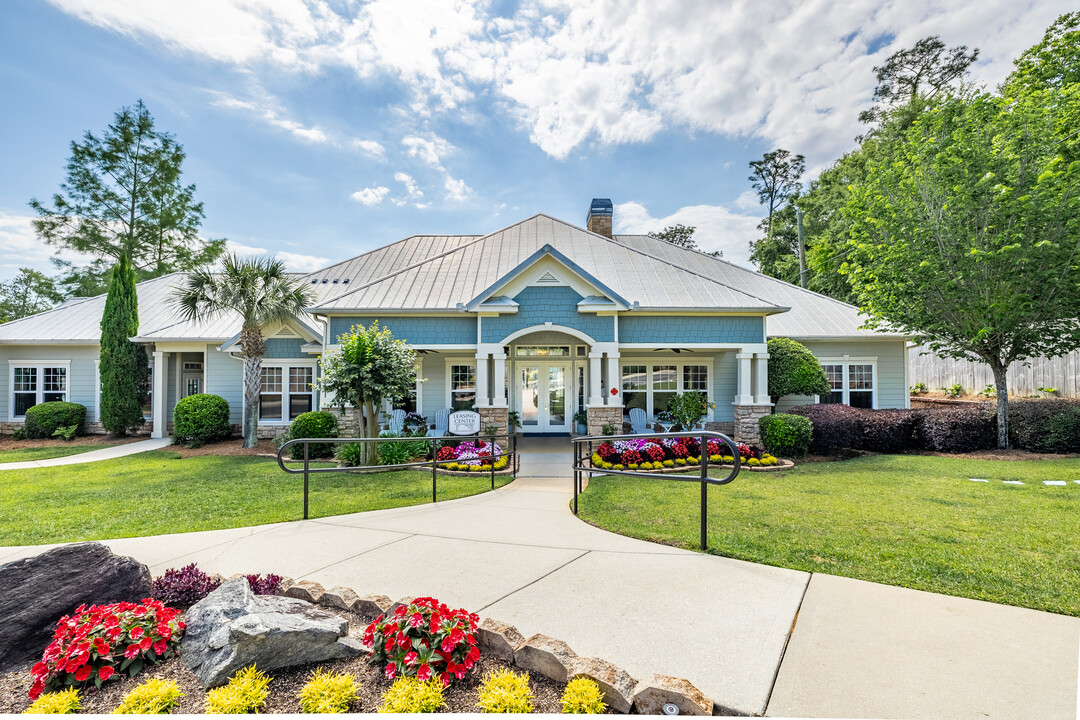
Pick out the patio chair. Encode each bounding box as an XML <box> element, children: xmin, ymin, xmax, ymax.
<box><xmin>629</xmin><ymin>407</ymin><xmax>648</xmax><ymax>434</ymax></box>
<box><xmin>426</xmin><ymin>408</ymin><xmax>451</xmax><ymax>437</ymax></box>
<box><xmin>385</xmin><ymin>408</ymin><xmax>405</xmax><ymax>435</ymax></box>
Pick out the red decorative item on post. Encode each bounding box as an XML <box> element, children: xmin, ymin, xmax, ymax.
<box><xmin>610</xmin><ymin>387</ymin><xmax>618</xmax><ymax>395</ymax></box>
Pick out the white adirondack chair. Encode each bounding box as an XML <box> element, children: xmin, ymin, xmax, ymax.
<box><xmin>385</xmin><ymin>408</ymin><xmax>405</xmax><ymax>435</ymax></box>
<box><xmin>629</xmin><ymin>407</ymin><xmax>648</xmax><ymax>434</ymax></box>
<box><xmin>426</xmin><ymin>408</ymin><xmax>451</xmax><ymax>437</ymax></box>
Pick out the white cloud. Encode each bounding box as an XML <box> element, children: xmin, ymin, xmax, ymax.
<box><xmin>48</xmin><ymin>0</ymin><xmax>1067</xmax><ymax>167</ymax></box>
<box><xmin>275</xmin><ymin>251</ymin><xmax>332</xmax><ymax>272</ymax></box>
<box><xmin>350</xmin><ymin>185</ymin><xmax>390</xmax><ymax>206</ymax></box>
<box><xmin>614</xmin><ymin>201</ymin><xmax>762</xmax><ymax>267</ymax></box>
<box><xmin>351</xmin><ymin>139</ymin><xmax>386</xmax><ymax>158</ymax></box>
<box><xmin>402</xmin><ymin>134</ymin><xmax>453</xmax><ymax>170</ymax></box>
<box><xmin>391</xmin><ymin>172</ymin><xmax>424</xmax><ymax>206</ymax></box>
<box><xmin>443</xmin><ymin>176</ymin><xmax>473</xmax><ymax>202</ymax></box>
<box><xmin>733</xmin><ymin>190</ymin><xmax>760</xmax><ymax>212</ymax></box>
<box><xmin>210</xmin><ymin>91</ymin><xmax>330</xmax><ymax>144</ymax></box>
<box><xmin>0</xmin><ymin>211</ymin><xmax>95</xmax><ymax>281</ymax></box>
<box><xmin>225</xmin><ymin>239</ymin><xmax>268</xmax><ymax>256</ymax></box>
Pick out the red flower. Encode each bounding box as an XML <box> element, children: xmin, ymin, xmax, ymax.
<box><xmin>129</xmin><ymin>626</ymin><xmax>144</xmax><ymax>639</ymax></box>
<box><xmin>31</xmin><ymin>662</ymin><xmax>47</xmax><ymax>677</ymax></box>
<box><xmin>417</xmin><ymin>663</ymin><xmax>432</xmax><ymax>681</ymax></box>
<box><xmin>153</xmin><ymin>639</ymin><xmax>168</xmax><ymax>655</ymax></box>
<box><xmin>385</xmin><ymin>662</ymin><xmax>397</xmax><ymax>680</ymax></box>
<box><xmin>124</xmin><ymin>644</ymin><xmax>141</xmax><ymax>659</ymax></box>
<box><xmin>384</xmin><ymin>638</ymin><xmax>396</xmax><ymax>652</ymax></box>
<box><xmin>98</xmin><ymin>666</ymin><xmax>114</xmax><ymax>681</ymax></box>
<box><xmin>403</xmin><ymin>651</ymin><xmax>418</xmax><ymax>666</ymax></box>
<box><xmin>409</xmin><ymin>613</ymin><xmax>424</xmax><ymax>629</ymax></box>
<box><xmin>139</xmin><ymin>637</ymin><xmax>152</xmax><ymax>650</ymax></box>
<box><xmin>106</xmin><ymin>627</ymin><xmax>122</xmax><ymax>640</ymax></box>
<box><xmin>73</xmin><ymin>665</ymin><xmax>92</xmax><ymax>682</ymax></box>
<box><xmin>439</xmin><ymin>672</ymin><xmax>451</xmax><ymax>687</ymax></box>
<box><xmin>93</xmin><ymin>638</ymin><xmax>110</xmax><ymax>655</ymax></box>
<box><xmin>29</xmin><ymin>680</ymin><xmax>45</xmax><ymax>701</ymax></box>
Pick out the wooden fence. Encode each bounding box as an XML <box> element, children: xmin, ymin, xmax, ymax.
<box><xmin>908</xmin><ymin>345</ymin><xmax>1080</xmax><ymax>398</ymax></box>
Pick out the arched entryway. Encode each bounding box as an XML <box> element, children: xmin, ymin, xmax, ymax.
<box><xmin>503</xmin><ymin>328</ymin><xmax>591</xmax><ymax>435</ymax></box>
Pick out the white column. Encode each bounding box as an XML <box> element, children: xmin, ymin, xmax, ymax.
<box><xmin>605</xmin><ymin>353</ymin><xmax>622</xmax><ymax>406</ymax></box>
<box><xmin>588</xmin><ymin>352</ymin><xmax>604</xmax><ymax>406</ymax></box>
<box><xmin>474</xmin><ymin>352</ymin><xmax>489</xmax><ymax>408</ymax></box>
<box><xmin>151</xmin><ymin>351</ymin><xmax>166</xmax><ymax>439</ymax></box>
<box><xmin>492</xmin><ymin>351</ymin><xmax>507</xmax><ymax>407</ymax></box>
<box><xmin>754</xmin><ymin>352</ymin><xmax>771</xmax><ymax>405</ymax></box>
<box><xmin>735</xmin><ymin>352</ymin><xmax>754</xmax><ymax>405</ymax></box>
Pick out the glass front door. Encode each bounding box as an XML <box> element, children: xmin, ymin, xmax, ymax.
<box><xmin>518</xmin><ymin>363</ymin><xmax>571</xmax><ymax>433</ymax></box>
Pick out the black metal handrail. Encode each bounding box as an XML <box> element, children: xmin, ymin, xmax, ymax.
<box><xmin>571</xmin><ymin>430</ymin><xmax>741</xmax><ymax>550</ymax></box>
<box><xmin>276</xmin><ymin>433</ymin><xmax>518</xmax><ymax>520</ymax></box>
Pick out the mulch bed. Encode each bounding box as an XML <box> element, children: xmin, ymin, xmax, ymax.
<box><xmin>166</xmin><ymin>438</ymin><xmax>279</xmax><ymax>458</ymax></box>
<box><xmin>0</xmin><ymin>436</ymin><xmax>140</xmax><ymax>452</ymax></box>
<box><xmin>0</xmin><ymin>606</ymin><xmax>575</xmax><ymax>714</ymax></box>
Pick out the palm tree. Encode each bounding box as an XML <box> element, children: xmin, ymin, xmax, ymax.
<box><xmin>173</xmin><ymin>255</ymin><xmax>314</xmax><ymax>447</ymax></box>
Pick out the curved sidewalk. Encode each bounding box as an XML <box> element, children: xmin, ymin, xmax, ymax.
<box><xmin>0</xmin><ymin>437</ymin><xmax>173</xmax><ymax>470</ymax></box>
<box><xmin>2</xmin><ymin>440</ymin><xmax>1076</xmax><ymax>718</ymax></box>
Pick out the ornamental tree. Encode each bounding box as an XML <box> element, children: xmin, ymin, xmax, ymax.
<box><xmin>843</xmin><ymin>87</ymin><xmax>1080</xmax><ymax>447</ymax></box>
<box><xmin>99</xmin><ymin>254</ymin><xmax>149</xmax><ymax>434</ymax></box>
<box><xmin>767</xmin><ymin>338</ymin><xmax>830</xmax><ymax>408</ymax></box>
<box><xmin>315</xmin><ymin>322</ymin><xmax>419</xmax><ymax>466</ymax></box>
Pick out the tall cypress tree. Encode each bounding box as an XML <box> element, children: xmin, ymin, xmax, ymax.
<box><xmin>99</xmin><ymin>255</ymin><xmax>148</xmax><ymax>434</ymax></box>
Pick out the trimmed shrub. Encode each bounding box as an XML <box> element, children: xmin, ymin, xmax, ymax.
<box><xmin>476</xmin><ymin>668</ymin><xmax>533</xmax><ymax>713</ymax></box>
<box><xmin>379</xmin><ymin>677</ymin><xmax>444</xmax><ymax>713</ymax></box>
<box><xmin>758</xmin><ymin>414</ymin><xmax>812</xmax><ymax>458</ymax></box>
<box><xmin>791</xmin><ymin>404</ymin><xmax>865</xmax><ymax>455</ymax></box>
<box><xmin>298</xmin><ymin>669</ymin><xmax>359</xmax><ymax>714</ymax></box>
<box><xmin>767</xmin><ymin>338</ymin><xmax>831</xmax><ymax>403</ymax></box>
<box><xmin>114</xmin><ymin>678</ymin><xmax>184</xmax><ymax>714</ymax></box>
<box><xmin>151</xmin><ymin>563</ymin><xmax>222</xmax><ymax>606</ymax></box>
<box><xmin>288</xmin><ymin>411</ymin><xmax>339</xmax><ymax>459</ymax></box>
<box><xmin>205</xmin><ymin>665</ymin><xmax>270</xmax><ymax>714</ymax></box>
<box><xmin>172</xmin><ymin>393</ymin><xmax>231</xmax><ymax>447</ymax></box>
<box><xmin>1009</xmin><ymin>399</ymin><xmax>1080</xmax><ymax>454</ymax></box>
<box><xmin>24</xmin><ymin>688</ymin><xmax>81</xmax><ymax>714</ymax></box>
<box><xmin>23</xmin><ymin>402</ymin><xmax>86</xmax><ymax>439</ymax></box>
<box><xmin>918</xmin><ymin>406</ymin><xmax>996</xmax><ymax>452</ymax></box>
<box><xmin>560</xmin><ymin>677</ymin><xmax>606</xmax><ymax>714</ymax></box>
<box><xmin>861</xmin><ymin>409</ymin><xmax>920</xmax><ymax>453</ymax></box>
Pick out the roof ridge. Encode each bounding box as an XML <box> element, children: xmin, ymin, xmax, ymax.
<box><xmin>620</xmin><ymin>234</ymin><xmax>862</xmax><ymax>312</ymax></box>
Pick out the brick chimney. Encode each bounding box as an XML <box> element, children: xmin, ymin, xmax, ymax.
<box><xmin>587</xmin><ymin>198</ymin><xmax>613</xmax><ymax>238</ymax></box>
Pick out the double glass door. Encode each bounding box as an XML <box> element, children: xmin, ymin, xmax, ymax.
<box><xmin>518</xmin><ymin>363</ymin><xmax>570</xmax><ymax>433</ymax></box>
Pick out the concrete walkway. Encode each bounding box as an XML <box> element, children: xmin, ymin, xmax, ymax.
<box><xmin>2</xmin><ymin>437</ymin><xmax>1077</xmax><ymax>718</ymax></box>
<box><xmin>0</xmin><ymin>437</ymin><xmax>173</xmax><ymax>470</ymax></box>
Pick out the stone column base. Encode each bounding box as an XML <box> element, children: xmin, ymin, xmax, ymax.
<box><xmin>733</xmin><ymin>405</ymin><xmax>771</xmax><ymax>445</ymax></box>
<box><xmin>478</xmin><ymin>406</ymin><xmax>509</xmax><ymax>438</ymax></box>
<box><xmin>586</xmin><ymin>406</ymin><xmax>623</xmax><ymax>437</ymax></box>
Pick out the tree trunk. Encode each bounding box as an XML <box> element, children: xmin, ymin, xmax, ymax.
<box><xmin>363</xmin><ymin>400</ymin><xmax>380</xmax><ymax>466</ymax></box>
<box><xmin>242</xmin><ymin>354</ymin><xmax>260</xmax><ymax>449</ymax></box>
<box><xmin>990</xmin><ymin>361</ymin><xmax>1010</xmax><ymax>449</ymax></box>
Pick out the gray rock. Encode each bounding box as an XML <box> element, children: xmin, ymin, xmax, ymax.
<box><xmin>283</xmin><ymin>580</ymin><xmax>325</xmax><ymax>604</ymax></box>
<box><xmin>273</xmin><ymin>577</ymin><xmax>295</xmax><ymax>596</ymax></box>
<box><xmin>181</xmin><ymin>578</ymin><xmax>361</xmax><ymax>688</ymax></box>
<box><xmin>514</xmin><ymin>634</ymin><xmax>578</xmax><ymax>683</ymax></box>
<box><xmin>0</xmin><ymin>543</ymin><xmax>151</xmax><ymax>672</ymax></box>
<box><xmin>476</xmin><ymin>618</ymin><xmax>525</xmax><ymax>662</ymax></box>
<box><xmin>351</xmin><ymin>594</ymin><xmax>392</xmax><ymax>622</ymax></box>
<box><xmin>632</xmin><ymin>674</ymin><xmax>713</xmax><ymax>716</ymax></box>
<box><xmin>570</xmin><ymin>657</ymin><xmax>637</xmax><ymax>714</ymax></box>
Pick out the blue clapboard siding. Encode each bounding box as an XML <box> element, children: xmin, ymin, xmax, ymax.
<box><xmin>329</xmin><ymin>316</ymin><xmax>476</xmax><ymax>345</ymax></box>
<box><xmin>619</xmin><ymin>315</ymin><xmax>765</xmax><ymax>344</ymax></box>
<box><xmin>0</xmin><ymin>345</ymin><xmax>99</xmax><ymax>421</ymax></box>
<box><xmin>205</xmin><ymin>348</ymin><xmax>243</xmax><ymax>424</ymax></box>
<box><xmin>481</xmin><ymin>286</ymin><xmax>615</xmax><ymax>343</ymax></box>
<box><xmin>774</xmin><ymin>339</ymin><xmax>909</xmax><ymax>412</ymax></box>
<box><xmin>712</xmin><ymin>352</ymin><xmax>737</xmax><ymax>421</ymax></box>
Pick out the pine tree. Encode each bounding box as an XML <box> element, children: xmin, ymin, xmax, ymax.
<box><xmin>99</xmin><ymin>255</ymin><xmax>149</xmax><ymax>434</ymax></box>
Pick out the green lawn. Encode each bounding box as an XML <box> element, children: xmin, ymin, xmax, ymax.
<box><xmin>0</xmin><ymin>450</ymin><xmax>511</xmax><ymax>546</ymax></box>
<box><xmin>0</xmin><ymin>444</ymin><xmax>119</xmax><ymax>463</ymax></box>
<box><xmin>578</xmin><ymin>454</ymin><xmax>1080</xmax><ymax>616</ymax></box>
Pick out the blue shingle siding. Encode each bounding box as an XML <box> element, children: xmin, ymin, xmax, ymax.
<box><xmin>618</xmin><ymin>315</ymin><xmax>765</xmax><ymax>344</ymax></box>
<box><xmin>481</xmin><ymin>286</ymin><xmax>615</xmax><ymax>343</ymax></box>
<box><xmin>329</xmin><ymin>316</ymin><xmax>476</xmax><ymax>345</ymax></box>
<box><xmin>263</xmin><ymin>338</ymin><xmax>307</xmax><ymax>358</ymax></box>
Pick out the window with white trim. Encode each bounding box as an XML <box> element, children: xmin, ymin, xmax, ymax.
<box><xmin>621</xmin><ymin>362</ymin><xmax>711</xmax><ymax>419</ymax></box>
<box><xmin>10</xmin><ymin>364</ymin><xmax>67</xmax><ymax>418</ymax></box>
<box><xmin>259</xmin><ymin>363</ymin><xmax>315</xmax><ymax>422</ymax></box>
<box><xmin>395</xmin><ymin>361</ymin><xmax>421</xmax><ymax>414</ymax></box>
<box><xmin>449</xmin><ymin>364</ymin><xmax>476</xmax><ymax>411</ymax></box>
<box><xmin>818</xmin><ymin>361</ymin><xmax>875</xmax><ymax>408</ymax></box>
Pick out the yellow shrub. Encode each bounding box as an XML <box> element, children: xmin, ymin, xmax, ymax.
<box><xmin>708</xmin><ymin>454</ymin><xmax>721</xmax><ymax>463</ymax></box>
<box><xmin>675</xmin><ymin>458</ymin><xmax>687</xmax><ymax>466</ymax></box>
<box><xmin>379</xmin><ymin>677</ymin><xmax>444</xmax><ymax>713</ymax></box>
<box><xmin>205</xmin><ymin>665</ymin><xmax>271</xmax><ymax>714</ymax></box>
<box><xmin>601</xmin><ymin>462</ymin><xmax>613</xmax><ymax>469</ymax></box>
<box><xmin>612</xmin><ymin>464</ymin><xmax>624</xmax><ymax>471</ymax></box>
<box><xmin>469</xmin><ymin>464</ymin><xmax>483</xmax><ymax>472</ymax></box>
<box><xmin>115</xmin><ymin>678</ymin><xmax>184</xmax><ymax>714</ymax></box>
<box><xmin>748</xmin><ymin>458</ymin><xmax>760</xmax><ymax>466</ymax></box>
<box><xmin>591</xmin><ymin>453</ymin><xmax>602</xmax><ymax>465</ymax></box>
<box><xmin>663</xmin><ymin>459</ymin><xmax>675</xmax><ymax>468</ymax></box>
<box><xmin>24</xmin><ymin>688</ymin><xmax>80</xmax><ymax>714</ymax></box>
<box><xmin>560</xmin><ymin>677</ymin><xmax>606</xmax><ymax>714</ymax></box>
<box><xmin>627</xmin><ymin>463</ymin><xmax>639</xmax><ymax>470</ymax></box>
<box><xmin>298</xmin><ymin>669</ymin><xmax>359</xmax><ymax>714</ymax></box>
<box><xmin>476</xmin><ymin>668</ymin><xmax>533</xmax><ymax>713</ymax></box>
<box><xmin>723</xmin><ymin>455</ymin><xmax>734</xmax><ymax>463</ymax></box>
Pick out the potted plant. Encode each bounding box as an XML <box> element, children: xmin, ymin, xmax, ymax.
<box><xmin>403</xmin><ymin>411</ymin><xmax>428</xmax><ymax>435</ymax></box>
<box><xmin>669</xmin><ymin>392</ymin><xmax>713</xmax><ymax>431</ymax></box>
<box><xmin>507</xmin><ymin>410</ymin><xmax>522</xmax><ymax>437</ymax></box>
<box><xmin>573</xmin><ymin>410</ymin><xmax>588</xmax><ymax>435</ymax></box>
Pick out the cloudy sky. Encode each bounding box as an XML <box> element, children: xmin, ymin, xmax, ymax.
<box><xmin>0</xmin><ymin>0</ymin><xmax>1071</xmax><ymax>281</ymax></box>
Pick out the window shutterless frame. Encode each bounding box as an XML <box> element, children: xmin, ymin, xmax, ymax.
<box><xmin>8</xmin><ymin>361</ymin><xmax>70</xmax><ymax>420</ymax></box>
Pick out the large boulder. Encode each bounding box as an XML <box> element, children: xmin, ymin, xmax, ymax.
<box><xmin>0</xmin><ymin>543</ymin><xmax>151</xmax><ymax>672</ymax></box>
<box><xmin>182</xmin><ymin>578</ymin><xmax>362</xmax><ymax>688</ymax></box>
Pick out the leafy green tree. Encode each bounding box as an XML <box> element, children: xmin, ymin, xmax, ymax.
<box><xmin>859</xmin><ymin>36</ymin><xmax>979</xmax><ymax>125</ymax></box>
<box><xmin>1002</xmin><ymin>12</ymin><xmax>1079</xmax><ymax>94</ymax></box>
<box><xmin>844</xmin><ymin>88</ymin><xmax>1080</xmax><ymax>448</ymax></box>
<box><xmin>647</xmin><ymin>224</ymin><xmax>722</xmax><ymax>257</ymax></box>
<box><xmin>99</xmin><ymin>254</ymin><xmax>149</xmax><ymax>434</ymax></box>
<box><xmin>29</xmin><ymin>100</ymin><xmax>224</xmax><ymax>294</ymax></box>
<box><xmin>0</xmin><ymin>268</ymin><xmax>63</xmax><ymax>323</ymax></box>
<box><xmin>316</xmin><ymin>322</ymin><xmax>419</xmax><ymax>465</ymax></box>
<box><xmin>748</xmin><ymin>201</ymin><xmax>801</xmax><ymax>285</ymax></box>
<box><xmin>173</xmin><ymin>255</ymin><xmax>314</xmax><ymax>447</ymax></box>
<box><xmin>748</xmin><ymin>149</ymin><xmax>805</xmax><ymax>243</ymax></box>
<box><xmin>767</xmin><ymin>338</ymin><xmax>831</xmax><ymax>408</ymax></box>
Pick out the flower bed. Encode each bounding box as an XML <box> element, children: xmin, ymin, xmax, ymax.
<box><xmin>434</xmin><ymin>439</ymin><xmax>510</xmax><ymax>474</ymax></box>
<box><xmin>588</xmin><ymin>437</ymin><xmax>782</xmax><ymax>472</ymax></box>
